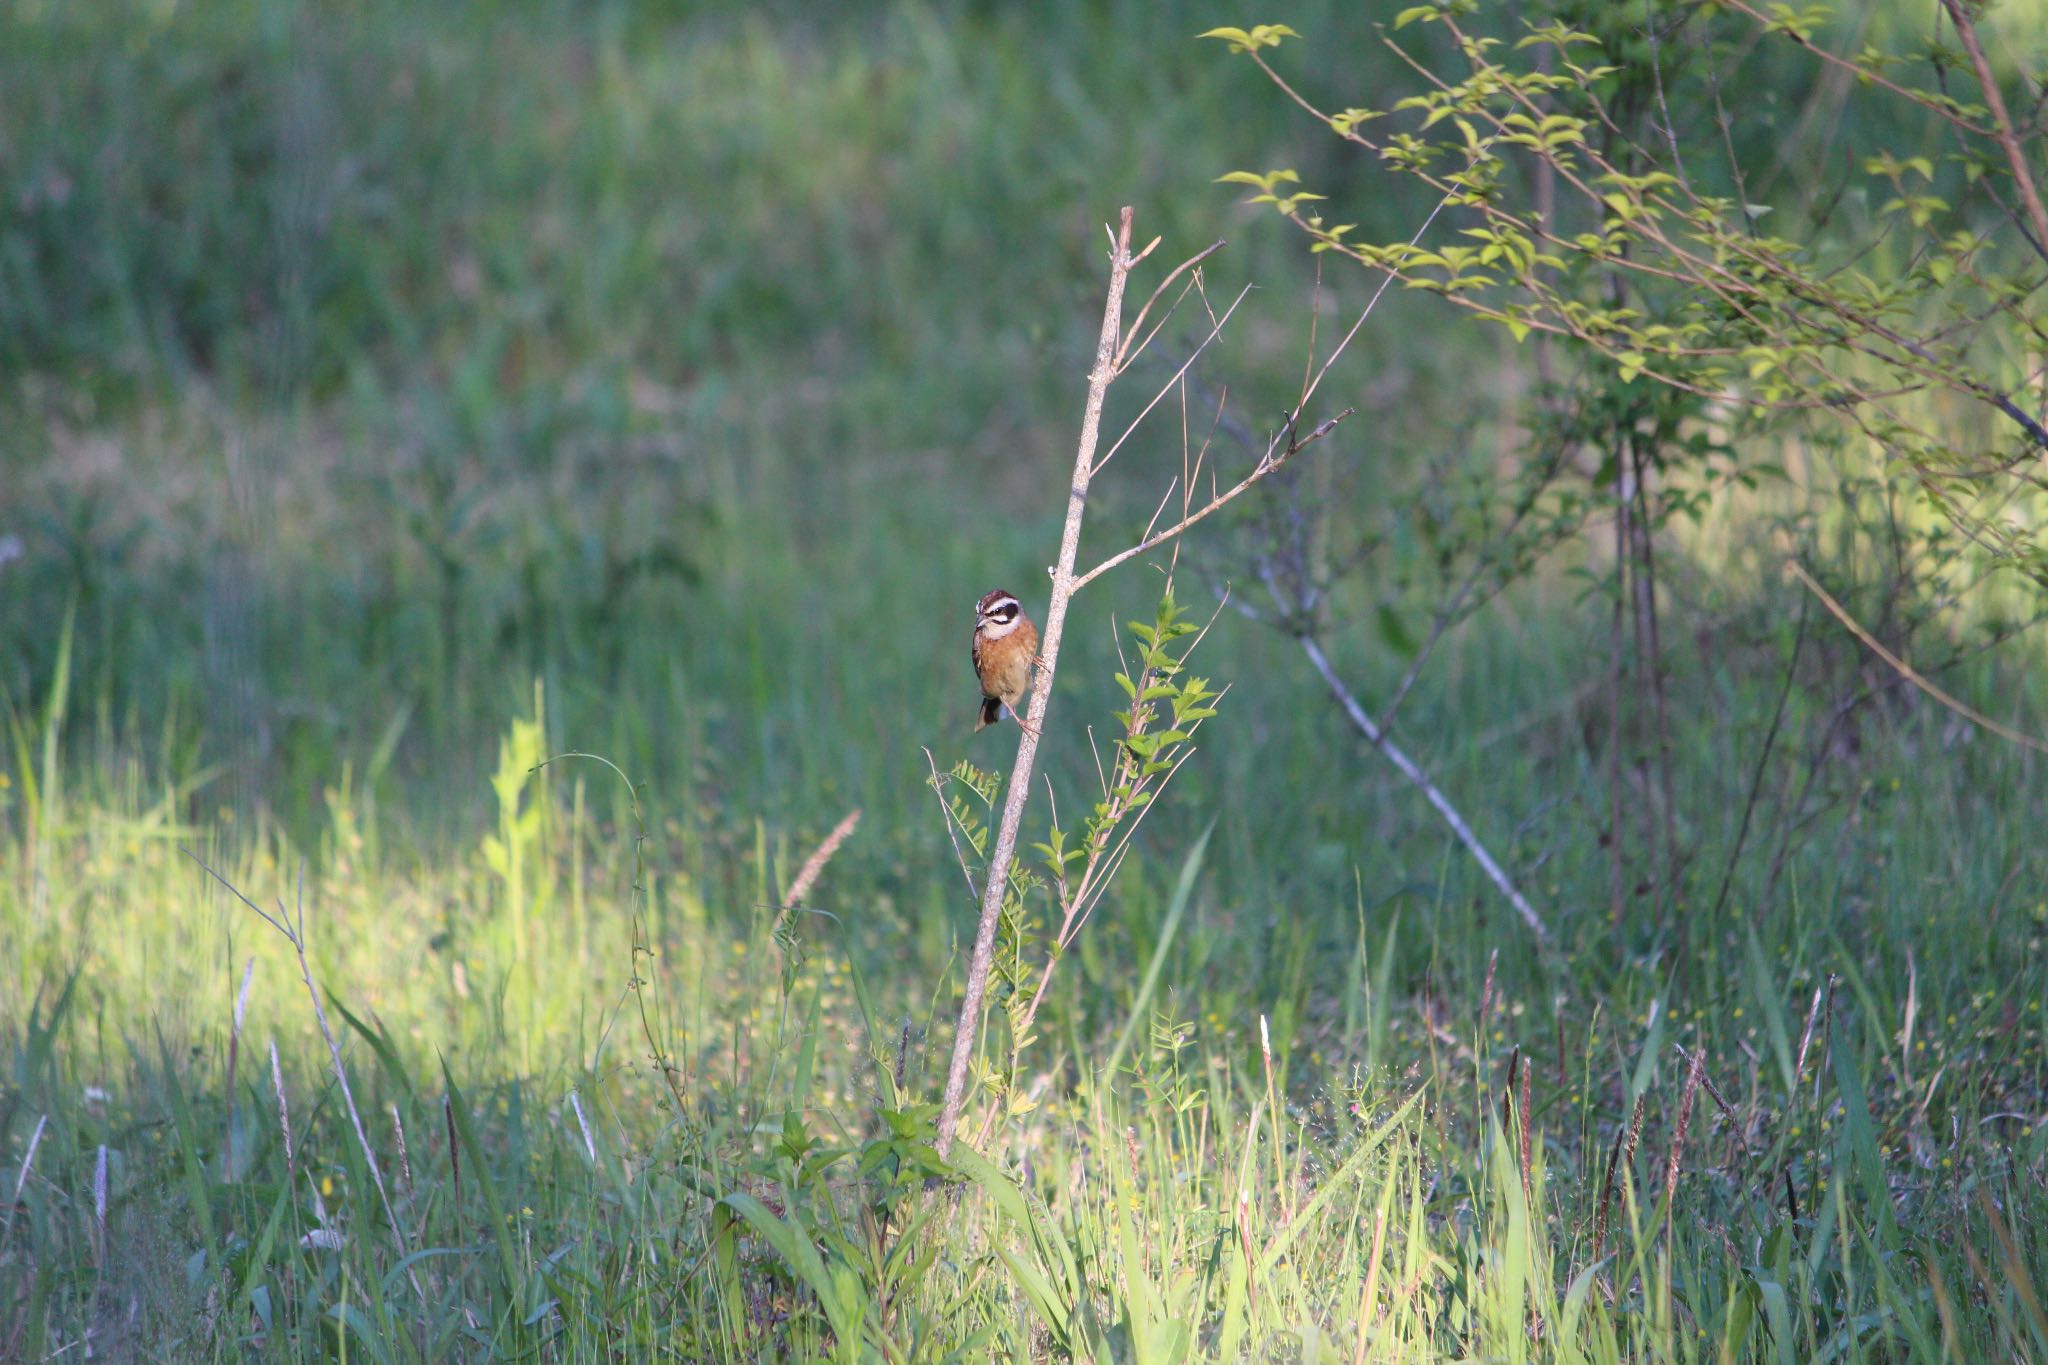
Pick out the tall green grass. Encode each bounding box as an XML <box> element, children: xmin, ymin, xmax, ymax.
<box><xmin>7</xmin><ymin>509</ymin><xmax>2047</xmax><ymax>1357</ymax></box>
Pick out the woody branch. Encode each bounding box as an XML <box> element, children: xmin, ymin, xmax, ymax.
<box><xmin>936</xmin><ymin>207</ymin><xmax>1358</xmax><ymax>1156</ymax></box>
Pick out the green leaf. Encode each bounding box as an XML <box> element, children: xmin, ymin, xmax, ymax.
<box><xmin>1103</xmin><ymin>825</ymin><xmax>1213</xmax><ymax>1078</ymax></box>
<box><xmin>441</xmin><ymin>1061</ymin><xmax>525</xmax><ymax>1306</ymax></box>
<box><xmin>1257</xmin><ymin>1086</ymin><xmax>1426</xmax><ymax>1274</ymax></box>
<box><xmin>1197</xmin><ymin>23</ymin><xmax>1295</xmax><ymax>53</ymax></box>
<box><xmin>719</xmin><ymin>1193</ymin><xmax>866</xmax><ymax>1345</ymax></box>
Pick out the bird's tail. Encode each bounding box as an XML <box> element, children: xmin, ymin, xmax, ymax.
<box><xmin>977</xmin><ymin>696</ymin><xmax>1002</xmax><ymax>731</ymax></box>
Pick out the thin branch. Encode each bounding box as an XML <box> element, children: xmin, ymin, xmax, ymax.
<box><xmin>1296</xmin><ymin>636</ymin><xmax>1551</xmax><ymax>944</ymax></box>
<box><xmin>922</xmin><ymin>748</ymin><xmax>982</xmax><ymax>901</ymax></box>
<box><xmin>3</xmin><ymin>1114</ymin><xmax>46</xmax><ymax>1244</ymax></box>
<box><xmin>1715</xmin><ymin>0</ymin><xmax>1994</xmax><ymax>136</ymax></box>
<box><xmin>1095</xmin><ymin>283</ymin><xmax>1255</xmax><ymax>473</ymax></box>
<box><xmin>1071</xmin><ymin>408</ymin><xmax>1353</xmax><ymax>592</ymax></box>
<box><xmin>1940</xmin><ymin>0</ymin><xmax>2048</xmax><ymax>253</ymax></box>
<box><xmin>1787</xmin><ymin>559</ymin><xmax>2048</xmax><ymax>755</ymax></box>
<box><xmin>1709</xmin><ymin>592</ymin><xmax>1810</xmax><ymax>921</ymax></box>
<box><xmin>1115</xmin><ymin>238</ymin><xmax>1228</xmax><ymax>373</ymax></box>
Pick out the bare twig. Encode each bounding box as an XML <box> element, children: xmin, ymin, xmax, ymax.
<box><xmin>1298</xmin><ymin>635</ymin><xmax>1551</xmax><ymax>943</ymax></box>
<box><xmin>1114</xmin><ymin>239</ymin><xmax>1228</xmax><ymax>373</ymax></box>
<box><xmin>1072</xmin><ymin>408</ymin><xmax>1353</xmax><ymax>591</ymax></box>
<box><xmin>3</xmin><ymin>1114</ymin><xmax>46</xmax><ymax>1243</ymax></box>
<box><xmin>922</xmin><ymin>748</ymin><xmax>983</xmax><ymax>901</ymax></box>
<box><xmin>1092</xmin><ymin>283</ymin><xmax>1256</xmax><ymax>475</ymax></box>
<box><xmin>1083</xmin><ymin>188</ymin><xmax>1452</xmax><ymax>592</ymax></box>
<box><xmin>1709</xmin><ymin>593</ymin><xmax>1810</xmax><ymax>920</ymax></box>
<box><xmin>1787</xmin><ymin>560</ymin><xmax>2048</xmax><ymax>755</ymax></box>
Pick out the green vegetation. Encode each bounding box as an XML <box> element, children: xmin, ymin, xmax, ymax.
<box><xmin>3</xmin><ymin>0</ymin><xmax>2045</xmax><ymax>1359</ymax></box>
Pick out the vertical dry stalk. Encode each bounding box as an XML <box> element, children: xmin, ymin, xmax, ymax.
<box><xmin>1816</xmin><ymin>974</ymin><xmax>1837</xmax><ymax>1104</ymax></box>
<box><xmin>1627</xmin><ymin>442</ymin><xmax>1680</xmax><ymax>899</ymax></box>
<box><xmin>1663</xmin><ymin>1049</ymin><xmax>1705</xmax><ymax>1215</ymax></box>
<box><xmin>1517</xmin><ymin>1058</ymin><xmax>1533</xmax><ymax>1205</ymax></box>
<box><xmin>934</xmin><ymin>208</ymin><xmax>1140</xmax><ymax>1157</ymax></box>
<box><xmin>569</xmin><ymin>1089</ymin><xmax>597</xmax><ymax>1166</ymax></box>
<box><xmin>1605</xmin><ymin>475</ymin><xmax>1630</xmax><ymax>928</ymax></box>
<box><xmin>1900</xmin><ymin>949</ymin><xmax>1920</xmax><ymax>1087</ymax></box>
<box><xmin>91</xmin><ymin>1144</ymin><xmax>108</xmax><ymax>1268</ymax></box>
<box><xmin>1236</xmin><ymin>1142</ymin><xmax>1260</xmax><ymax>1314</ymax></box>
<box><xmin>224</xmin><ymin>957</ymin><xmax>255</xmax><ymax>1181</ymax></box>
<box><xmin>1259</xmin><ymin>1014</ymin><xmax>1290</xmax><ymax>1221</ymax></box>
<box><xmin>269</xmin><ymin>1041</ymin><xmax>294</xmax><ymax>1181</ymax></box>
<box><xmin>1477</xmin><ymin>949</ymin><xmax>1499</xmax><ymax>1034</ymax></box>
<box><xmin>390</xmin><ymin>1103</ymin><xmax>413</xmax><ymax>1196</ymax></box>
<box><xmin>5</xmin><ymin>1114</ymin><xmax>47</xmax><ymax>1243</ymax></box>
<box><xmin>1793</xmin><ymin>983</ymin><xmax>1824</xmax><ymax>1082</ymax></box>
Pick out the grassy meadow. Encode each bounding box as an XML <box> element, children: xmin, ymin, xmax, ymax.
<box><xmin>3</xmin><ymin>0</ymin><xmax>2046</xmax><ymax>1359</ymax></box>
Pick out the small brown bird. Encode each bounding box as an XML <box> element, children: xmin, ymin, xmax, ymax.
<box><xmin>971</xmin><ymin>588</ymin><xmax>1039</xmax><ymax>732</ymax></box>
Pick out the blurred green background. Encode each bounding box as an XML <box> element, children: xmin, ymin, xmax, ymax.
<box><xmin>4</xmin><ymin>0</ymin><xmax>1377</xmax><ymax>810</ymax></box>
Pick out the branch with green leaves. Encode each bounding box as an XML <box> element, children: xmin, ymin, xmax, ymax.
<box><xmin>1205</xmin><ymin>2</ymin><xmax>2048</xmax><ymax>575</ymax></box>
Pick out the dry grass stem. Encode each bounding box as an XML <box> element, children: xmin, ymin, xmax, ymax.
<box><xmin>1789</xmin><ymin>559</ymin><xmax>2048</xmax><ymax>755</ymax></box>
<box><xmin>783</xmin><ymin>807</ymin><xmax>862</xmax><ymax>909</ymax></box>
<box><xmin>269</xmin><ymin>1041</ymin><xmax>294</xmax><ymax>1181</ymax></box>
<box><xmin>4</xmin><ymin>1115</ymin><xmax>47</xmax><ymax>1243</ymax></box>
